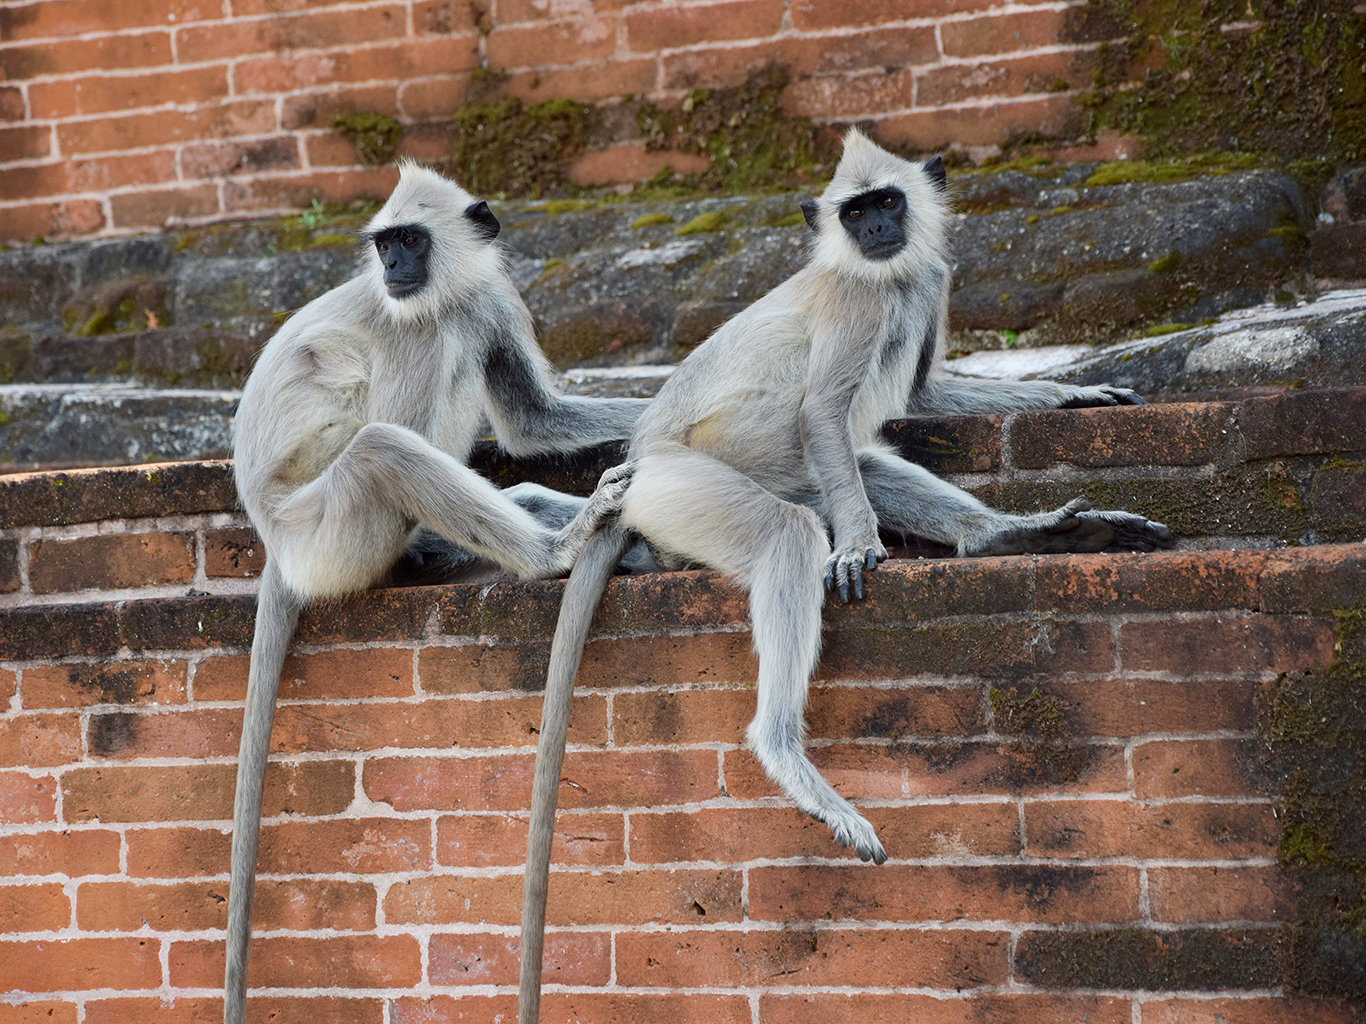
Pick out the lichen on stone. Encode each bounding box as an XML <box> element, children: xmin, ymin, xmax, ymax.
<box><xmin>450</xmin><ymin>96</ymin><xmax>597</xmax><ymax>199</ymax></box>
<box><xmin>333</xmin><ymin>112</ymin><xmax>405</xmax><ymax>166</ymax></box>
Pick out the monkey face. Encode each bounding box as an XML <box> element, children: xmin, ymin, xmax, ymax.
<box><xmin>837</xmin><ymin>188</ymin><xmax>907</xmax><ymax>261</ymax></box>
<box><xmin>372</xmin><ymin>225</ymin><xmax>432</xmax><ymax>297</ymax></box>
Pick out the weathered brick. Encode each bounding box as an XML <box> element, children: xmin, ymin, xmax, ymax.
<box><xmin>28</xmin><ymin>532</ymin><xmax>195</xmax><ymax>594</ymax></box>
<box><xmin>484</xmin><ymin>18</ymin><xmax>618</xmax><ymax>69</ymax></box>
<box><xmin>61</xmin><ymin>761</ymin><xmax>354</xmax><ymax>823</ymax></box>
<box><xmin>22</xmin><ymin>659</ymin><xmax>188</xmax><ymax>709</ymax></box>
<box><xmin>616</xmin><ymin>928</ymin><xmax>1008</xmax><ymax>989</ymax></box>
<box><xmin>782</xmin><ymin>70</ymin><xmax>914</xmax><ymax>121</ymax></box>
<box><xmin>281</xmin><ymin>85</ymin><xmax>401</xmax><ymax>130</ymax></box>
<box><xmin>790</xmin><ymin>0</ymin><xmax>996</xmax><ymax>31</ymax></box>
<box><xmin>750</xmin><ymin>863</ymin><xmax>1138</xmax><ymax>924</ymax></box>
<box><xmin>0</xmin><ymin>124</ymin><xmax>51</xmax><ymax>162</ymax></box>
<box><xmin>391</xmin><ymin>994</ymin><xmax>749</xmax><ymax>1024</ymax></box>
<box><xmin>119</xmin><ymin>594</ymin><xmax>256</xmax><ymax>650</ymax></box>
<box><xmin>0</xmin><ymin>200</ymin><xmax>106</xmax><ymax>243</ymax></box>
<box><xmin>617</xmin><ymin>568</ymin><xmax>749</xmax><ymax>631</ymax></box>
<box><xmin>1120</xmin><ymin>615</ymin><xmax>1336</xmax><ymax>674</ymax></box>
<box><xmin>76</xmin><ymin>878</ymin><xmax>376</xmax><ymax>933</ymax></box>
<box><xmin>0</xmin><ymin>882</ymin><xmax>70</xmax><ymax>931</ymax></box>
<box><xmin>1030</xmin><ymin>678</ymin><xmax>1258</xmax><ymax>737</ymax></box>
<box><xmin>181</xmin><ymin>137</ymin><xmax>301</xmax><ymax>179</ymax></box>
<box><xmin>1240</xmin><ymin>388</ymin><xmax>1366</xmax><ymax>460</ymax></box>
<box><xmin>110</xmin><ymin>185</ymin><xmax>221</xmax><ymax>229</ymax></box>
<box><xmin>58</xmin><ymin>102</ymin><xmax>278</xmax><ymax>155</ymax></box>
<box><xmin>1133</xmin><ymin>738</ymin><xmax>1274</xmax><ymax>799</ymax></box>
<box><xmin>941</xmin><ymin>9</ymin><xmax>1068</xmax><ymax>57</ymax></box>
<box><xmin>1034</xmin><ymin>550</ymin><xmax>1264</xmax><ymax>613</ymax></box>
<box><xmin>256</xmin><ymin>818</ymin><xmax>431</xmax><ymax>875</ymax></box>
<box><xmin>0</xmin><ymin>669</ymin><xmax>13</xmax><ymax>704</ymax></box>
<box><xmin>417</xmin><ymin>642</ymin><xmax>549</xmax><ymax>694</ymax></box>
<box><xmin>1011</xmin><ymin>402</ymin><xmax>1236</xmax><ymax>470</ymax></box>
<box><xmin>305</xmin><ymin>132</ymin><xmax>362</xmax><ymax>169</ymax></box>
<box><xmin>435</xmin><ymin>810</ymin><xmax>625</xmax><ymax>867</ymax></box>
<box><xmin>0</xmin><ymin>86</ymin><xmax>23</xmax><ymax>121</ymax></box>
<box><xmin>85</xmin><ymin>707</ymin><xmax>238</xmax><ymax>760</ymax></box>
<box><xmin>382</xmin><ymin>872</ymin><xmax>520</xmax><ymax>926</ymax></box>
<box><xmin>501</xmin><ymin>57</ymin><xmax>659</xmax><ymax>104</ymax></box>
<box><xmin>194</xmin><ymin>647</ymin><xmax>415</xmax><ymax>702</ymax></box>
<box><xmin>625</xmin><ymin>0</ymin><xmax>785</xmax><ymax>51</ymax></box>
<box><xmin>612</xmin><ymin>687</ymin><xmax>751</xmax><ymax>745</ymax></box>
<box><xmin>662</xmin><ymin>29</ymin><xmax>939</xmax><ymax>89</ymax></box>
<box><xmin>1015</xmin><ymin>928</ymin><xmax>1280</xmax><ymax>990</ymax></box>
<box><xmin>0</xmin><ymin>1003</ymin><xmax>76</xmax><ymax>1024</ymax></box>
<box><xmin>170</xmin><ymin>935</ymin><xmax>421</xmax><ymax>989</ymax></box>
<box><xmin>1</xmin><ymin>603</ymin><xmax>122</xmax><ymax>660</ymax></box>
<box><xmin>1260</xmin><ymin>544</ymin><xmax>1366</xmax><ymax>613</ymax></box>
<box><xmin>203</xmin><ymin>527</ymin><xmax>264</xmax><ymax>578</ymax></box>
<box><xmin>0</xmin><ymin>714</ymin><xmax>82</xmax><ymax>767</ymax></box>
<box><xmin>364</xmin><ymin>749</ymin><xmax>721</xmax><ymax>812</ymax></box>
<box><xmin>1148</xmin><ymin>866</ymin><xmax>1296</xmax><ymax>924</ymax></box>
<box><xmin>4</xmin><ymin>32</ymin><xmax>175</xmax><ymax>78</ymax></box>
<box><xmin>176</xmin><ymin>6</ymin><xmax>406</xmax><ymax>63</ymax></box>
<box><xmin>1024</xmin><ymin>800</ymin><xmax>1278</xmax><ymax>859</ymax></box>
<box><xmin>578</xmin><ymin>630</ymin><xmax>759</xmax><ymax>688</ymax></box>
<box><xmin>296</xmin><ymin>586</ymin><xmax>442</xmax><ymax>645</ymax></box>
<box><xmin>84</xmin><ymin>996</ymin><xmax>383</xmax><ymax>1024</ymax></box>
<box><xmin>1141</xmin><ymin>997</ymin><xmax>1357</xmax><ymax>1024</ymax></box>
<box><xmin>0</xmin><ymin>937</ymin><xmax>160</xmax><ymax>992</ymax></box>
<box><xmin>0</xmin><ymin>0</ymin><xmax>219</xmax><ymax>39</ymax></box>
<box><xmin>0</xmin><ymin>462</ymin><xmax>234</xmax><ymax>530</ymax></box>
<box><xmin>429</xmin><ymin>931</ymin><xmax>609</xmax><ymax>986</ymax></box>
<box><xmin>761</xmin><ymin>993</ymin><xmax>1130</xmax><ymax>1024</ymax></box>
<box><xmin>877</xmin><ymin>94</ymin><xmax>1079</xmax><ymax>149</ymax></box>
<box><xmin>233</xmin><ymin>37</ymin><xmax>480</xmax><ymax>94</ymax></box>
<box><xmin>917</xmin><ymin>50</ymin><xmax>1096</xmax><ymax>107</ymax></box>
<box><xmin>125</xmin><ymin>826</ymin><xmax>227</xmax><ymax>878</ymax></box>
<box><xmin>807</xmin><ymin>683</ymin><xmax>985</xmax><ymax>739</ymax></box>
<box><xmin>29</xmin><ymin>68</ymin><xmax>230</xmax><ymax>119</ymax></box>
<box><xmin>0</xmin><ymin>772</ymin><xmax>58</xmax><ymax>824</ymax></box>
<box><xmin>823</xmin><ymin>555</ymin><xmax>1034</xmax><ymax>624</ymax></box>
<box><xmin>0</xmin><ymin>828</ymin><xmax>121</xmax><ymax>878</ymax></box>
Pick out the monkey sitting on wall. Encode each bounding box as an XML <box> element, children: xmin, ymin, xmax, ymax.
<box><xmin>515</xmin><ymin>130</ymin><xmax>1173</xmax><ymax>1024</ymax></box>
<box><xmin>225</xmin><ymin>163</ymin><xmax>651</xmax><ymax>1024</ymax></box>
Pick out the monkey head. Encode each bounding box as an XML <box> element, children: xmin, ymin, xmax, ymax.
<box><xmin>800</xmin><ymin>129</ymin><xmax>949</xmax><ymax>283</ymax></box>
<box><xmin>364</xmin><ymin>161</ymin><xmax>504</xmax><ymax>319</ymax></box>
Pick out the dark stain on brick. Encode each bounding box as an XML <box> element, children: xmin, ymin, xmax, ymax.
<box><xmin>89</xmin><ymin>713</ymin><xmax>139</xmax><ymax>757</ymax></box>
<box><xmin>1016</xmin><ymin>928</ymin><xmax>1281</xmax><ymax>990</ymax></box>
<box><xmin>978</xmin><ymin>864</ymin><xmax>1101</xmax><ymax>910</ymax></box>
<box><xmin>76</xmin><ymin>666</ymin><xmax>138</xmax><ymax>704</ymax></box>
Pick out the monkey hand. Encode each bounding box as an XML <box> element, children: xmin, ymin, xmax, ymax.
<box><xmin>1059</xmin><ymin>385</ymin><xmax>1148</xmax><ymax>408</ymax></box>
<box><xmin>587</xmin><ymin>460</ymin><xmax>637</xmax><ymax>516</ymax></box>
<box><xmin>969</xmin><ymin>498</ymin><xmax>1174</xmax><ymax>556</ymax></box>
<box><xmin>824</xmin><ymin>538</ymin><xmax>887</xmax><ymax>603</ymax></box>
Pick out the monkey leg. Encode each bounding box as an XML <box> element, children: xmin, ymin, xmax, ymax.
<box><xmin>857</xmin><ymin>448</ymin><xmax>1172</xmax><ymax>556</ymax></box>
<box><xmin>621</xmin><ymin>447</ymin><xmax>887</xmax><ymax>863</ymax></box>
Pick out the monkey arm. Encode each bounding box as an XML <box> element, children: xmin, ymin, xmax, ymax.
<box><xmin>909</xmin><ymin>372</ymin><xmax>1147</xmax><ymax>416</ymax></box>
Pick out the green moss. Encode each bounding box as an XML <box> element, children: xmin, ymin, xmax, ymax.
<box><xmin>309</xmin><ymin>232</ymin><xmax>355</xmax><ymax>248</ymax></box>
<box><xmin>677</xmin><ymin>210</ymin><xmax>730</xmax><ymax>236</ymax></box>
<box><xmin>765</xmin><ymin>211</ymin><xmax>806</xmax><ymax>228</ymax></box>
<box><xmin>333</xmin><ymin>112</ymin><xmax>404</xmax><ymax>165</ymax></box>
<box><xmin>990</xmin><ymin>686</ymin><xmax>1070</xmax><ymax>739</ymax></box>
<box><xmin>1025</xmin><ymin>213</ymin><xmax>1041</xmax><ymax>225</ymax></box>
<box><xmin>631</xmin><ymin>212</ymin><xmax>675</xmax><ymax>230</ymax></box>
<box><xmin>451</xmin><ymin>96</ymin><xmax>596</xmax><ymax>198</ymax></box>
<box><xmin>1084</xmin><ymin>160</ymin><xmax>1205</xmax><ymax>186</ymax></box>
<box><xmin>540</xmin><ymin>199</ymin><xmax>595</xmax><ymax>215</ymax></box>
<box><xmin>1143</xmin><ymin>322</ymin><xmax>1190</xmax><ymax>337</ymax></box>
<box><xmin>1046</xmin><ymin>204</ymin><xmax>1074</xmax><ymax>216</ymax></box>
<box><xmin>1148</xmin><ymin>251</ymin><xmax>1180</xmax><ymax>274</ymax></box>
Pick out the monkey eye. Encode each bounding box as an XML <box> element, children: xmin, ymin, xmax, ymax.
<box><xmin>376</xmin><ymin>242</ymin><xmax>389</xmax><ymax>253</ymax></box>
<box><xmin>848</xmin><ymin>209</ymin><xmax>863</xmax><ymax>220</ymax></box>
<box><xmin>880</xmin><ymin>196</ymin><xmax>895</xmax><ymax>209</ymax></box>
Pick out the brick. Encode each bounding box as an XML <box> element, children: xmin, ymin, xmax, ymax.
<box><xmin>1013</xmin><ymin>402</ymin><xmax>1236</xmax><ymax>470</ymax></box>
<box><xmin>23</xmin><ymin>659</ymin><xmax>188</xmax><ymax>709</ymax></box>
<box><xmin>391</xmin><ymin>994</ymin><xmax>749</xmax><ymax>1024</ymax></box>
<box><xmin>1261</xmin><ymin>543</ymin><xmax>1366</xmax><ymax>613</ymax></box>
<box><xmin>1240</xmin><ymin>388</ymin><xmax>1366</xmax><ymax>460</ymax></box>
<box><xmin>85</xmin><ymin>707</ymin><xmax>238</xmax><ymax>759</ymax></box>
<box><xmin>0</xmin><ymin>937</ymin><xmax>161</xmax><ymax>992</ymax></box>
<box><xmin>110</xmin><ymin>185</ymin><xmax>221</xmax><ymax>229</ymax></box>
<box><xmin>0</xmin><ymin>125</ymin><xmax>51</xmax><ymax>162</ymax></box>
<box><xmin>119</xmin><ymin>594</ymin><xmax>256</xmax><ymax>650</ymax></box>
<box><xmin>382</xmin><ymin>872</ymin><xmax>520</xmax><ymax>926</ymax></box>
<box><xmin>305</xmin><ymin>132</ymin><xmax>362</xmax><ymax>168</ymax></box>
<box><xmin>126</xmin><ymin>827</ymin><xmax>226</xmax><ymax>878</ymax></box>
<box><xmin>761</xmin><ymin>993</ymin><xmax>1130</xmax><ymax>1024</ymax></box>
<box><xmin>791</xmin><ymin>0</ymin><xmax>997</xmax><ymax>30</ymax></box>
<box><xmin>782</xmin><ymin>70</ymin><xmax>913</xmax><ymax>120</ymax></box>
<box><xmin>58</xmin><ymin>102</ymin><xmax>278</xmax><ymax>155</ymax></box>
<box><xmin>1034</xmin><ymin>550</ymin><xmax>1265</xmax><ymax>613</ymax></box>
<box><xmin>501</xmin><ymin>57</ymin><xmax>659</xmax><ymax>104</ymax></box>
<box><xmin>256</xmin><ymin>818</ymin><xmax>431</xmax><ymax>875</ymax></box>
<box><xmin>807</xmin><ymin>683</ymin><xmax>985</xmax><ymax>739</ymax></box>
<box><xmin>0</xmin><ymin>772</ymin><xmax>58</xmax><ymax>824</ymax></box>
<box><xmin>0</xmin><ymin>163</ymin><xmax>75</xmax><ymax>204</ymax></box>
<box><xmin>881</xmin><ymin>414</ymin><xmax>1004</xmax><ymax>474</ymax></box>
<box><xmin>76</xmin><ymin>879</ymin><xmax>376</xmax><ymax>933</ymax></box>
<box><xmin>0</xmin><ymin>462</ymin><xmax>235</xmax><ymax>531</ymax></box>
<box><xmin>1148</xmin><ymin>866</ymin><xmax>1296</xmax><ymax>924</ymax></box>
<box><xmin>429</xmin><ymin>931</ymin><xmax>608</xmax><ymax>986</ymax></box>
<box><xmin>941</xmin><ymin>9</ymin><xmax>1068</xmax><ymax>57</ymax></box>
<box><xmin>180</xmin><ymin>137</ymin><xmax>301</xmax><ymax>179</ymax></box>
<box><xmin>1033</xmin><ymin>679</ymin><xmax>1258</xmax><ymax>737</ymax></box>
<box><xmin>365</xmin><ymin>749</ymin><xmax>720</xmax><ymax>812</ymax></box>
<box><xmin>0</xmin><ymin>200</ymin><xmax>107</xmax><ymax>242</ymax></box>
<box><xmin>233</xmin><ymin>37</ymin><xmax>480</xmax><ymax>95</ymax></box>
<box><xmin>61</xmin><ymin>760</ymin><xmax>354</xmax><ymax>823</ymax></box>
<box><xmin>823</xmin><ymin>555</ymin><xmax>1033</xmax><ymax>623</ymax></box>
<box><xmin>170</xmin><ymin>935</ymin><xmax>421</xmax><ymax>989</ymax></box>
<box><xmin>175</xmin><ymin>6</ymin><xmax>407</xmax><ymax>63</ymax></box>
<box><xmin>1015</xmin><ymin>928</ymin><xmax>1280</xmax><ymax>990</ymax></box>
<box><xmin>435</xmin><ymin>811</ymin><xmax>625</xmax><ymax>867</ymax></box>
<box><xmin>582</xmin><ymin>630</ymin><xmax>762</xmax><ymax>687</ymax></box>
<box><xmin>1134</xmin><ymin>738</ymin><xmax>1274</xmax><ymax>799</ymax></box>
<box><xmin>29</xmin><ymin>531</ymin><xmax>195</xmax><ymax>594</ymax></box>
<box><xmin>1141</xmin><ymin>997</ymin><xmax>1357</xmax><ymax>1024</ymax></box>
<box><xmin>0</xmin><ymin>1004</ymin><xmax>76</xmax><ymax>1024</ymax></box>
<box><xmin>0</xmin><ymin>883</ymin><xmax>70</xmax><ymax>932</ymax></box>
<box><xmin>2</xmin><ymin>32</ymin><xmax>174</xmax><ymax>80</ymax></box>
<box><xmin>418</xmin><ymin>642</ymin><xmax>549</xmax><ymax>694</ymax></box>
<box><xmin>484</xmin><ymin>18</ymin><xmax>618</xmax><ymax>69</ymax></box>
<box><xmin>194</xmin><ymin>647</ymin><xmax>414</xmax><ymax>702</ymax></box>
<box><xmin>221</xmin><ymin>167</ymin><xmax>399</xmax><ymax>214</ymax></box>
<box><xmin>612</xmin><ymin>687</ymin><xmax>752</xmax><ymax>745</ymax></box>
<box><xmin>0</xmin><ymin>541</ymin><xmax>16</xmax><ymax>592</ymax></box>
<box><xmin>29</xmin><ymin>67</ymin><xmax>230</xmax><ymax>119</ymax></box>
<box><xmin>397</xmin><ymin>75</ymin><xmax>472</xmax><ymax>120</ymax></box>
<box><xmin>0</xmin><ymin>603</ymin><xmax>122</xmax><ymax>660</ymax></box>
<box><xmin>878</xmin><ymin>95</ymin><xmax>1080</xmax><ymax>150</ymax></box>
<box><xmin>662</xmin><ymin>29</ymin><xmax>939</xmax><ymax>89</ymax></box>
<box><xmin>916</xmin><ymin>50</ymin><xmax>1096</xmax><ymax>107</ymax></box>
<box><xmin>1024</xmin><ymin>800</ymin><xmax>1278</xmax><ymax>859</ymax></box>
<box><xmin>84</xmin><ymin>996</ymin><xmax>383</xmax><ymax>1024</ymax></box>
<box><xmin>616</xmin><ymin>928</ymin><xmax>1008</xmax><ymax>989</ymax></box>
<box><xmin>750</xmin><ymin>863</ymin><xmax>1138</xmax><ymax>924</ymax></box>
<box><xmin>0</xmin><ymin>0</ymin><xmax>221</xmax><ymax>39</ymax></box>
<box><xmin>203</xmin><ymin>527</ymin><xmax>264</xmax><ymax>577</ymax></box>
<box><xmin>0</xmin><ymin>828</ymin><xmax>120</xmax><ymax>878</ymax></box>
<box><xmin>0</xmin><ymin>714</ymin><xmax>82</xmax><ymax>767</ymax></box>
<box><xmin>625</xmin><ymin>0</ymin><xmax>785</xmax><ymax>51</ymax></box>
<box><xmin>1120</xmin><ymin>615</ymin><xmax>1336</xmax><ymax>674</ymax></box>
<box><xmin>569</xmin><ymin>143</ymin><xmax>712</xmax><ymax>187</ymax></box>
<box><xmin>281</xmin><ymin>86</ymin><xmax>400</xmax><ymax>130</ymax></box>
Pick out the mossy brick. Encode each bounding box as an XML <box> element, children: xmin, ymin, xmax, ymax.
<box><xmin>0</xmin><ymin>460</ymin><xmax>235</xmax><ymax>529</ymax></box>
<box><xmin>1010</xmin><ymin>402</ymin><xmax>1237</xmax><ymax>470</ymax></box>
<box><xmin>1140</xmin><ymin>997</ymin><xmax>1357</xmax><ymax>1024</ymax></box>
<box><xmin>29</xmin><ymin>532</ymin><xmax>195</xmax><ymax>594</ymax></box>
<box><xmin>880</xmin><ymin>414</ymin><xmax>1003</xmax><ymax>474</ymax></box>
<box><xmin>118</xmin><ymin>594</ymin><xmax>256</xmax><ymax>650</ymax></box>
<box><xmin>1120</xmin><ymin>615</ymin><xmax>1336</xmax><ymax>674</ymax></box>
<box><xmin>0</xmin><ymin>602</ymin><xmax>122</xmax><ymax>660</ymax></box>
<box><xmin>822</xmin><ymin>556</ymin><xmax>1034</xmax><ymax>626</ymax></box>
<box><xmin>1014</xmin><ymin>928</ymin><xmax>1281</xmax><ymax>991</ymax></box>
<box><xmin>295</xmin><ymin>586</ymin><xmax>443</xmax><ymax>644</ymax></box>
<box><xmin>1034</xmin><ymin>550</ymin><xmax>1266</xmax><ymax>613</ymax></box>
<box><xmin>417</xmin><ymin>641</ymin><xmax>551</xmax><ymax>693</ymax></box>
<box><xmin>616</xmin><ymin>569</ymin><xmax>750</xmax><ymax>632</ymax></box>
<box><xmin>748</xmin><ymin>863</ymin><xmax>1139</xmax><ymax>925</ymax></box>
<box><xmin>1261</xmin><ymin>544</ymin><xmax>1366</xmax><ymax>614</ymax></box>
<box><xmin>435</xmin><ymin>584</ymin><xmax>483</xmax><ymax>637</ymax></box>
<box><xmin>474</xmin><ymin>577</ymin><xmax>567</xmax><ymax>640</ymax></box>
<box><xmin>1240</xmin><ymin>389</ymin><xmax>1366</xmax><ymax>460</ymax></box>
<box><xmin>1308</xmin><ymin>460</ymin><xmax>1366</xmax><ymax>542</ymax></box>
<box><xmin>0</xmin><ymin>539</ymin><xmax>18</xmax><ymax>593</ymax></box>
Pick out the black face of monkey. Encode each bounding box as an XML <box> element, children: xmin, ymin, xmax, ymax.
<box><xmin>837</xmin><ymin>188</ymin><xmax>907</xmax><ymax>261</ymax></box>
<box><xmin>373</xmin><ymin>225</ymin><xmax>432</xmax><ymax>297</ymax></box>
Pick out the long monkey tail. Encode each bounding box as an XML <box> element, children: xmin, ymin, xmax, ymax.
<box><xmin>225</xmin><ymin>559</ymin><xmax>302</xmax><ymax>1024</ymax></box>
<box><xmin>518</xmin><ymin>522</ymin><xmax>631</xmax><ymax>1024</ymax></box>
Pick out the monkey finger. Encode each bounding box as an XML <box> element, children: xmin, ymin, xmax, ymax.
<box><xmin>865</xmin><ymin>549</ymin><xmax>879</xmax><ymax>570</ymax></box>
<box><xmin>1111</xmin><ymin>389</ymin><xmax>1148</xmax><ymax>405</ymax></box>
<box><xmin>851</xmin><ymin>559</ymin><xmax>865</xmax><ymax>601</ymax></box>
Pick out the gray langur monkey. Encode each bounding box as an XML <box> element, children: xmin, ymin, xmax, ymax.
<box><xmin>226</xmin><ymin>163</ymin><xmax>649</xmax><ymax>1024</ymax></box>
<box><xmin>515</xmin><ymin>129</ymin><xmax>1173</xmax><ymax>1023</ymax></box>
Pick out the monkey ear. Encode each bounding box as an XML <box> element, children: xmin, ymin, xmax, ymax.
<box><xmin>465</xmin><ymin>200</ymin><xmax>501</xmax><ymax>241</ymax></box>
<box><xmin>924</xmin><ymin>155</ymin><xmax>947</xmax><ymax>193</ymax></box>
<box><xmin>799</xmin><ymin>200</ymin><xmax>821</xmax><ymax>232</ymax></box>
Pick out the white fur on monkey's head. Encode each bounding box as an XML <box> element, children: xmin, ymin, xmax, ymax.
<box><xmin>804</xmin><ymin>129</ymin><xmax>950</xmax><ymax>282</ymax></box>
<box><xmin>364</xmin><ymin>161</ymin><xmax>504</xmax><ymax>320</ymax></box>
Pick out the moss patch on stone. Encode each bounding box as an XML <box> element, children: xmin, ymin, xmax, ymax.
<box><xmin>1259</xmin><ymin>607</ymin><xmax>1366</xmax><ymax>1005</ymax></box>
<box><xmin>450</xmin><ymin>97</ymin><xmax>597</xmax><ymax>199</ymax></box>
<box><xmin>631</xmin><ymin>212</ymin><xmax>675</xmax><ymax>230</ymax></box>
<box><xmin>677</xmin><ymin>210</ymin><xmax>730</xmax><ymax>236</ymax></box>
<box><xmin>333</xmin><ymin>112</ymin><xmax>404</xmax><ymax>166</ymax></box>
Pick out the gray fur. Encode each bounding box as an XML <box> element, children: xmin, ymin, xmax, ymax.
<box><xmin>517</xmin><ymin>131</ymin><xmax>1172</xmax><ymax>1022</ymax></box>
<box><xmin>226</xmin><ymin>164</ymin><xmax>647</xmax><ymax>1024</ymax></box>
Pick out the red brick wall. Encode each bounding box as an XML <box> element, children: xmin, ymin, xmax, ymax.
<box><xmin>0</xmin><ymin>0</ymin><xmax>1117</xmax><ymax>243</ymax></box>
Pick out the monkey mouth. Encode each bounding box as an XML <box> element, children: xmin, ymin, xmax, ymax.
<box><xmin>863</xmin><ymin>241</ymin><xmax>905</xmax><ymax>261</ymax></box>
<box><xmin>386</xmin><ymin>280</ymin><xmax>423</xmax><ymax>298</ymax></box>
